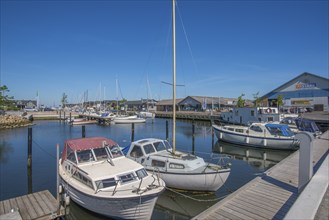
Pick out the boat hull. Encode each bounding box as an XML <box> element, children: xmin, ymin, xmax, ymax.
<box><xmin>213</xmin><ymin>125</ymin><xmax>299</xmax><ymax>150</ymax></box>
<box><xmin>60</xmin><ymin>176</ymin><xmax>159</xmax><ymax>220</ymax></box>
<box><xmin>146</xmin><ymin>168</ymin><xmax>230</xmax><ymax>192</ymax></box>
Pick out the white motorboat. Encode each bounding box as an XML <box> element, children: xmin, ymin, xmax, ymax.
<box><xmin>59</xmin><ymin>137</ymin><xmax>165</xmax><ymax>219</ymax></box>
<box><xmin>212</xmin><ymin>122</ymin><xmax>300</xmax><ymax>150</ymax></box>
<box><xmin>125</xmin><ymin>138</ymin><xmax>231</xmax><ymax>191</ymax></box>
<box><xmin>113</xmin><ymin>115</ymin><xmax>146</xmax><ymax>124</ymax></box>
<box><xmin>137</xmin><ymin>111</ymin><xmax>155</xmax><ymax>119</ymax></box>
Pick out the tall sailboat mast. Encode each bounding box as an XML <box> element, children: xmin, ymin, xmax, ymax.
<box><xmin>172</xmin><ymin>0</ymin><xmax>176</xmax><ymax>154</ymax></box>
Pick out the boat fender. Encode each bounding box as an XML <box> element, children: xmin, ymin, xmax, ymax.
<box><xmin>58</xmin><ymin>184</ymin><xmax>63</xmax><ymax>194</ymax></box>
<box><xmin>64</xmin><ymin>193</ymin><xmax>70</xmax><ymax>206</ymax></box>
<box><xmin>266</xmin><ymin>108</ymin><xmax>272</xmax><ymax>113</ymax></box>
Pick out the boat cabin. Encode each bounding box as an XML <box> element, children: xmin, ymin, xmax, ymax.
<box><xmin>60</xmin><ymin>137</ymin><xmax>150</xmax><ymax>193</ymax></box>
<box><xmin>127</xmin><ymin>138</ymin><xmax>205</xmax><ymax>172</ymax></box>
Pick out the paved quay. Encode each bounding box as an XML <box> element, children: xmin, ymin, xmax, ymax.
<box><xmin>193</xmin><ymin>131</ymin><xmax>329</xmax><ymax>220</ymax></box>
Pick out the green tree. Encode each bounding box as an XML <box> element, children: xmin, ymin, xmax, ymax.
<box><xmin>61</xmin><ymin>93</ymin><xmax>68</xmax><ymax>108</ymax></box>
<box><xmin>0</xmin><ymin>85</ymin><xmax>14</xmax><ymax>110</ymax></box>
<box><xmin>253</xmin><ymin>92</ymin><xmax>261</xmax><ymax>107</ymax></box>
<box><xmin>277</xmin><ymin>94</ymin><xmax>284</xmax><ymax>112</ymax></box>
<box><xmin>236</xmin><ymin>93</ymin><xmax>245</xmax><ymax>107</ymax></box>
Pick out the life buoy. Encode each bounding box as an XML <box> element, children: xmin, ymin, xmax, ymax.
<box><xmin>266</xmin><ymin>108</ymin><xmax>272</xmax><ymax>113</ymax></box>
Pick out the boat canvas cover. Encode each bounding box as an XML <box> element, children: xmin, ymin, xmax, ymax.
<box><xmin>265</xmin><ymin>124</ymin><xmax>294</xmax><ymax>137</ymax></box>
<box><xmin>295</xmin><ymin>118</ymin><xmax>320</xmax><ymax>133</ymax></box>
<box><xmin>61</xmin><ymin>137</ymin><xmax>118</xmax><ymax>163</ymax></box>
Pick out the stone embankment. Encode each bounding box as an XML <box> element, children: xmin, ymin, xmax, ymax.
<box><xmin>0</xmin><ymin>115</ymin><xmax>32</xmax><ymax>129</ymax></box>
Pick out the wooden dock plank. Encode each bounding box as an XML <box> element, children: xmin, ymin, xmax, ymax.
<box><xmin>223</xmin><ymin>202</ymin><xmax>266</xmax><ymax>220</ymax></box>
<box><xmin>15</xmin><ymin>196</ymin><xmax>31</xmax><ymax>220</ymax></box>
<box><xmin>21</xmin><ymin>194</ymin><xmax>39</xmax><ymax>219</ymax></box>
<box><xmin>0</xmin><ymin>190</ymin><xmax>64</xmax><ymax>220</ymax></box>
<box><xmin>33</xmin><ymin>192</ymin><xmax>52</xmax><ymax>214</ymax></box>
<box><xmin>3</xmin><ymin>199</ymin><xmax>11</xmax><ymax>214</ymax></box>
<box><xmin>227</xmin><ymin>199</ymin><xmax>275</xmax><ymax>219</ymax></box>
<box><xmin>27</xmin><ymin>193</ymin><xmax>45</xmax><ymax>217</ymax></box>
<box><xmin>213</xmin><ymin>209</ymin><xmax>244</xmax><ymax>220</ymax></box>
<box><xmin>0</xmin><ymin>200</ymin><xmax>5</xmax><ymax>215</ymax></box>
<box><xmin>221</xmin><ymin>205</ymin><xmax>255</xmax><ymax>220</ymax></box>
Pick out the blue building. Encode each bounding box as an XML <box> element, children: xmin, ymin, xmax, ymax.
<box><xmin>261</xmin><ymin>72</ymin><xmax>329</xmax><ymax>112</ymax></box>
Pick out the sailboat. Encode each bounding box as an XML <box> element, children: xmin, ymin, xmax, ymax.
<box><xmin>125</xmin><ymin>0</ymin><xmax>231</xmax><ymax>192</ymax></box>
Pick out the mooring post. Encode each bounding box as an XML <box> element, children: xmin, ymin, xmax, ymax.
<box><xmin>192</xmin><ymin>120</ymin><xmax>195</xmax><ymax>155</ymax></box>
<box><xmin>27</xmin><ymin>127</ymin><xmax>32</xmax><ymax>167</ymax></box>
<box><xmin>63</xmin><ymin>111</ymin><xmax>66</xmax><ymax>122</ymax></box>
<box><xmin>69</xmin><ymin>112</ymin><xmax>72</xmax><ymax>123</ymax></box>
<box><xmin>131</xmin><ymin>123</ymin><xmax>135</xmax><ymax>142</ymax></box>
<box><xmin>166</xmin><ymin>120</ymin><xmax>169</xmax><ymax>141</ymax></box>
<box><xmin>56</xmin><ymin>144</ymin><xmax>60</xmax><ymax>207</ymax></box>
<box><xmin>59</xmin><ymin>111</ymin><xmax>62</xmax><ymax>122</ymax></box>
<box><xmin>82</xmin><ymin>125</ymin><xmax>86</xmax><ymax>138</ymax></box>
<box><xmin>295</xmin><ymin>132</ymin><xmax>314</xmax><ymax>192</ymax></box>
<box><xmin>211</xmin><ymin>126</ymin><xmax>215</xmax><ymax>148</ymax></box>
<box><xmin>27</xmin><ymin>127</ymin><xmax>33</xmax><ymax>194</ymax></box>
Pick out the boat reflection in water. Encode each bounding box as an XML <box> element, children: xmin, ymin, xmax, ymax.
<box><xmin>213</xmin><ymin>140</ymin><xmax>294</xmax><ymax>171</ymax></box>
<box><xmin>155</xmin><ymin>189</ymin><xmax>218</xmax><ymax>219</ymax></box>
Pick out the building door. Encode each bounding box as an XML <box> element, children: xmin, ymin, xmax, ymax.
<box><xmin>314</xmin><ymin>104</ymin><xmax>324</xmax><ymax>111</ymax></box>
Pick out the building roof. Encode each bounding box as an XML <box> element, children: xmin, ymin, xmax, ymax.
<box><xmin>260</xmin><ymin>72</ymin><xmax>329</xmax><ymax>99</ymax></box>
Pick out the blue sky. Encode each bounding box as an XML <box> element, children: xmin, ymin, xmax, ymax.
<box><xmin>1</xmin><ymin>0</ymin><xmax>328</xmax><ymax>107</ymax></box>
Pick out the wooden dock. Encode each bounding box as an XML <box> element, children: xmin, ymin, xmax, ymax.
<box><xmin>193</xmin><ymin>131</ymin><xmax>329</xmax><ymax>220</ymax></box>
<box><xmin>0</xmin><ymin>190</ymin><xmax>65</xmax><ymax>220</ymax></box>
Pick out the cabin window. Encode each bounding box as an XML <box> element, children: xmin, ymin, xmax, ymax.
<box><xmin>130</xmin><ymin>145</ymin><xmax>143</xmax><ymax>158</ymax></box>
<box><xmin>73</xmin><ymin>172</ymin><xmax>94</xmax><ymax>189</ymax></box>
<box><xmin>164</xmin><ymin>140</ymin><xmax>172</xmax><ymax>150</ymax></box>
<box><xmin>93</xmin><ymin>147</ymin><xmax>109</xmax><ymax>161</ymax></box>
<box><xmin>153</xmin><ymin>141</ymin><xmax>166</xmax><ymax>151</ymax></box>
<box><xmin>109</xmin><ymin>145</ymin><xmax>123</xmax><ymax>158</ymax></box>
<box><xmin>119</xmin><ymin>173</ymin><xmax>136</xmax><ymax>184</ymax></box>
<box><xmin>251</xmin><ymin>110</ymin><xmax>255</xmax><ymax>116</ymax></box>
<box><xmin>169</xmin><ymin>163</ymin><xmax>184</xmax><ymax>169</ymax></box>
<box><xmin>250</xmin><ymin>125</ymin><xmax>263</xmax><ymax>132</ymax></box>
<box><xmin>67</xmin><ymin>151</ymin><xmax>77</xmax><ymax>164</ymax></box>
<box><xmin>235</xmin><ymin>129</ymin><xmax>244</xmax><ymax>133</ymax></box>
<box><xmin>136</xmin><ymin>168</ymin><xmax>148</xmax><ymax>179</ymax></box>
<box><xmin>151</xmin><ymin>160</ymin><xmax>165</xmax><ymax>167</ymax></box>
<box><xmin>228</xmin><ymin>128</ymin><xmax>234</xmax><ymax>131</ymax></box>
<box><xmin>77</xmin><ymin>150</ymin><xmax>95</xmax><ymax>163</ymax></box>
<box><xmin>143</xmin><ymin>144</ymin><xmax>155</xmax><ymax>154</ymax></box>
<box><xmin>95</xmin><ymin>178</ymin><xmax>116</xmax><ymax>189</ymax></box>
<box><xmin>268</xmin><ymin>117</ymin><xmax>274</xmax><ymax>122</ymax></box>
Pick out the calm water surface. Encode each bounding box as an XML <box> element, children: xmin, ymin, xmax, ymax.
<box><xmin>0</xmin><ymin>118</ymin><xmax>293</xmax><ymax>219</ymax></box>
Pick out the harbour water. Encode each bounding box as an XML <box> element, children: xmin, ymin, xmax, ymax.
<box><xmin>0</xmin><ymin>118</ymin><xmax>293</xmax><ymax>219</ymax></box>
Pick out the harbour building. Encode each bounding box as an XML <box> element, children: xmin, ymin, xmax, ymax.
<box><xmin>260</xmin><ymin>72</ymin><xmax>329</xmax><ymax>112</ymax></box>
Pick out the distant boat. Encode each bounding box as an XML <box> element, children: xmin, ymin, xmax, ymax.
<box><xmin>137</xmin><ymin>111</ymin><xmax>155</xmax><ymax>119</ymax></box>
<box><xmin>113</xmin><ymin>115</ymin><xmax>146</xmax><ymax>124</ymax></box>
<box><xmin>212</xmin><ymin>122</ymin><xmax>300</xmax><ymax>150</ymax></box>
<box><xmin>68</xmin><ymin>118</ymin><xmax>97</xmax><ymax>125</ymax></box>
<box><xmin>59</xmin><ymin>137</ymin><xmax>165</xmax><ymax>219</ymax></box>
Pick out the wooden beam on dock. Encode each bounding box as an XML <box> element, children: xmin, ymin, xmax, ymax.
<box><xmin>193</xmin><ymin>131</ymin><xmax>329</xmax><ymax>220</ymax></box>
<box><xmin>0</xmin><ymin>190</ymin><xmax>65</xmax><ymax>220</ymax></box>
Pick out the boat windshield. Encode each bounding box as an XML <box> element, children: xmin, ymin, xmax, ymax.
<box><xmin>77</xmin><ymin>149</ymin><xmax>95</xmax><ymax>163</ymax></box>
<box><xmin>93</xmin><ymin>147</ymin><xmax>109</xmax><ymax>161</ymax></box>
<box><xmin>109</xmin><ymin>145</ymin><xmax>124</xmax><ymax>158</ymax></box>
<box><xmin>265</xmin><ymin>124</ymin><xmax>295</xmax><ymax>137</ymax></box>
<box><xmin>153</xmin><ymin>141</ymin><xmax>167</xmax><ymax>152</ymax></box>
<box><xmin>163</xmin><ymin>140</ymin><xmax>172</xmax><ymax>150</ymax></box>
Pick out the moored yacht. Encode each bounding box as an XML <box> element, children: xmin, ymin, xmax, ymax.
<box><xmin>59</xmin><ymin>137</ymin><xmax>165</xmax><ymax>220</ymax></box>
<box><xmin>212</xmin><ymin>122</ymin><xmax>300</xmax><ymax>150</ymax></box>
<box><xmin>125</xmin><ymin>138</ymin><xmax>231</xmax><ymax>192</ymax></box>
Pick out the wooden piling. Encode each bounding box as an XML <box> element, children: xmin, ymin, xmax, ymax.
<box><xmin>192</xmin><ymin>121</ymin><xmax>195</xmax><ymax>155</ymax></box>
<box><xmin>131</xmin><ymin>123</ymin><xmax>135</xmax><ymax>142</ymax></box>
<box><xmin>27</xmin><ymin>127</ymin><xmax>32</xmax><ymax>168</ymax></box>
<box><xmin>82</xmin><ymin>125</ymin><xmax>86</xmax><ymax>138</ymax></box>
<box><xmin>166</xmin><ymin>120</ymin><xmax>169</xmax><ymax>140</ymax></box>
